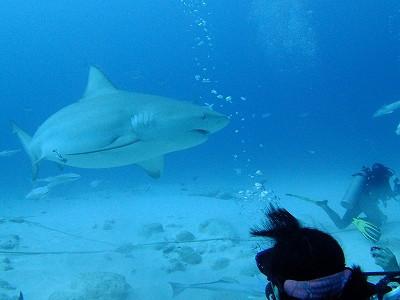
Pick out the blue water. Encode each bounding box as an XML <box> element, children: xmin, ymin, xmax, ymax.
<box><xmin>1</xmin><ymin>1</ymin><xmax>400</xmax><ymax>183</ymax></box>
<box><xmin>0</xmin><ymin>1</ymin><xmax>400</xmax><ymax>299</ymax></box>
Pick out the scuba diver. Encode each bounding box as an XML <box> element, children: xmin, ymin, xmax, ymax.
<box><xmin>251</xmin><ymin>206</ymin><xmax>400</xmax><ymax>299</ymax></box>
<box><xmin>315</xmin><ymin>163</ymin><xmax>398</xmax><ymax>238</ymax></box>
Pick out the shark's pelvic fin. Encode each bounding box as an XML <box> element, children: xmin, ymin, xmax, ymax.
<box><xmin>83</xmin><ymin>66</ymin><xmax>117</xmax><ymax>99</ymax></box>
<box><xmin>136</xmin><ymin>156</ymin><xmax>164</xmax><ymax>178</ymax></box>
<box><xmin>11</xmin><ymin>122</ymin><xmax>39</xmax><ymax>180</ymax></box>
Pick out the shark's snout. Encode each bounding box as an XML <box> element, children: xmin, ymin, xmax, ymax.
<box><xmin>183</xmin><ymin>110</ymin><xmax>228</xmax><ymax>144</ymax></box>
<box><xmin>205</xmin><ymin>112</ymin><xmax>230</xmax><ymax>133</ymax></box>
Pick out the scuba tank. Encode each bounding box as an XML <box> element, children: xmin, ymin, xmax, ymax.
<box><xmin>341</xmin><ymin>164</ymin><xmax>394</xmax><ymax>210</ymax></box>
<box><xmin>341</xmin><ymin>167</ymin><xmax>369</xmax><ymax>210</ymax></box>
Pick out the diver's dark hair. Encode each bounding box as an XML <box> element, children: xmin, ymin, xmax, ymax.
<box><xmin>365</xmin><ymin>163</ymin><xmax>395</xmax><ymax>202</ymax></box>
<box><xmin>250</xmin><ymin>205</ymin><xmax>301</xmax><ymax>240</ymax></box>
<box><xmin>252</xmin><ymin>206</ymin><xmax>373</xmax><ymax>299</ymax></box>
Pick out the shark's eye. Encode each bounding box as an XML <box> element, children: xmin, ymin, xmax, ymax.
<box><xmin>201</xmin><ymin>113</ymin><xmax>207</xmax><ymax>120</ymax></box>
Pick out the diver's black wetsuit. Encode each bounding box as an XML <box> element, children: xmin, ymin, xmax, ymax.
<box><xmin>318</xmin><ymin>163</ymin><xmax>395</xmax><ymax>229</ymax></box>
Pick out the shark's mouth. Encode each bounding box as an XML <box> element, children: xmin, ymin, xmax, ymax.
<box><xmin>192</xmin><ymin>129</ymin><xmax>210</xmax><ymax>135</ymax></box>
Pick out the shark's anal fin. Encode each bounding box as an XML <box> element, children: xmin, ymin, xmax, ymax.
<box><xmin>82</xmin><ymin>66</ymin><xmax>117</xmax><ymax>99</ymax></box>
<box><xmin>136</xmin><ymin>156</ymin><xmax>164</xmax><ymax>178</ymax></box>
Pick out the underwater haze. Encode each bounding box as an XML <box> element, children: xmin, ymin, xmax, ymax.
<box><xmin>0</xmin><ymin>1</ymin><xmax>400</xmax><ymax>299</ymax></box>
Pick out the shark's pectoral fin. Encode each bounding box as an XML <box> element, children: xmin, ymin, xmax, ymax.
<box><xmin>137</xmin><ymin>156</ymin><xmax>164</xmax><ymax>178</ymax></box>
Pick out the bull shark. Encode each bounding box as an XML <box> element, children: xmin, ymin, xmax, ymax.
<box><xmin>13</xmin><ymin>66</ymin><xmax>229</xmax><ymax>179</ymax></box>
<box><xmin>373</xmin><ymin>100</ymin><xmax>400</xmax><ymax>117</ymax></box>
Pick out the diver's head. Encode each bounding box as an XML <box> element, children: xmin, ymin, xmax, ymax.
<box><xmin>367</xmin><ymin>163</ymin><xmax>395</xmax><ymax>200</ymax></box>
<box><xmin>251</xmin><ymin>206</ymin><xmax>372</xmax><ymax>299</ymax></box>
<box><xmin>370</xmin><ymin>163</ymin><xmax>394</xmax><ymax>180</ymax></box>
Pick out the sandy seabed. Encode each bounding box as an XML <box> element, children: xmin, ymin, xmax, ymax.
<box><xmin>1</xmin><ymin>177</ymin><xmax>399</xmax><ymax>300</ymax></box>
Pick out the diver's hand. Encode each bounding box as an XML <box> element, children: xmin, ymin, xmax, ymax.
<box><xmin>371</xmin><ymin>246</ymin><xmax>400</xmax><ymax>271</ymax></box>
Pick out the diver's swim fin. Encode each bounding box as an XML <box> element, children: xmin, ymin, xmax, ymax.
<box><xmin>286</xmin><ymin>193</ymin><xmax>329</xmax><ymax>207</ymax></box>
<box><xmin>286</xmin><ymin>193</ymin><xmax>318</xmax><ymax>203</ymax></box>
<box><xmin>352</xmin><ymin>218</ymin><xmax>381</xmax><ymax>243</ymax></box>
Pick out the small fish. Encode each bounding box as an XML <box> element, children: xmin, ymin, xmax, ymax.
<box><xmin>0</xmin><ymin>149</ymin><xmax>21</xmax><ymax>157</ymax></box>
<box><xmin>19</xmin><ymin>292</ymin><xmax>24</xmax><ymax>300</ymax></box>
<box><xmin>25</xmin><ymin>186</ymin><xmax>50</xmax><ymax>200</ymax></box>
<box><xmin>373</xmin><ymin>100</ymin><xmax>400</xmax><ymax>117</ymax></box>
<box><xmin>169</xmin><ymin>277</ymin><xmax>264</xmax><ymax>298</ymax></box>
<box><xmin>36</xmin><ymin>173</ymin><xmax>81</xmax><ymax>188</ymax></box>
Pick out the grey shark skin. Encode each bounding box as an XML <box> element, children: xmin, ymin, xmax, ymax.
<box><xmin>13</xmin><ymin>67</ymin><xmax>229</xmax><ymax>179</ymax></box>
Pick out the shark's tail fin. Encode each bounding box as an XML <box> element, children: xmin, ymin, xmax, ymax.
<box><xmin>169</xmin><ymin>282</ymin><xmax>187</xmax><ymax>297</ymax></box>
<box><xmin>11</xmin><ymin>122</ymin><xmax>39</xmax><ymax>180</ymax></box>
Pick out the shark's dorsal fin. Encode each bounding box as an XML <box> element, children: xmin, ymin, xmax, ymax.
<box><xmin>137</xmin><ymin>156</ymin><xmax>164</xmax><ymax>178</ymax></box>
<box><xmin>82</xmin><ymin>66</ymin><xmax>117</xmax><ymax>99</ymax></box>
